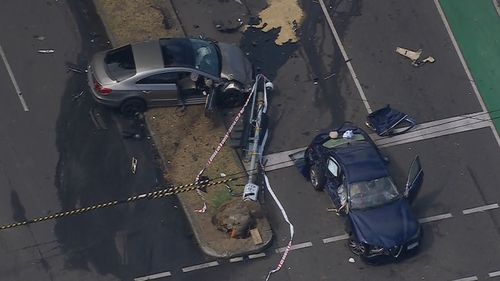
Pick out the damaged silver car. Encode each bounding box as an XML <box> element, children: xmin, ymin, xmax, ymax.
<box><xmin>87</xmin><ymin>38</ymin><xmax>254</xmax><ymax>116</ymax></box>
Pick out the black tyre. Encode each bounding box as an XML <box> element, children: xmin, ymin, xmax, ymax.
<box><xmin>217</xmin><ymin>89</ymin><xmax>245</xmax><ymax>108</ymax></box>
<box><xmin>120</xmin><ymin>98</ymin><xmax>147</xmax><ymax>117</ymax></box>
<box><xmin>309</xmin><ymin>164</ymin><xmax>326</xmax><ymax>191</ymax></box>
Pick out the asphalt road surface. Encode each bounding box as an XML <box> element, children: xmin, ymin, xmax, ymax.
<box><xmin>1</xmin><ymin>0</ymin><xmax>500</xmax><ymax>281</ymax></box>
<box><xmin>0</xmin><ymin>1</ymin><xmax>207</xmax><ymax>280</ymax></box>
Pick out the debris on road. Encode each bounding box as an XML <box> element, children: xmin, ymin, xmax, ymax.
<box><xmin>366</xmin><ymin>105</ymin><xmax>416</xmax><ymax>136</ymax></box>
<box><xmin>348</xmin><ymin>257</ymin><xmax>355</xmax><ymax>263</ymax></box>
<box><xmin>395</xmin><ymin>46</ymin><xmax>435</xmax><ymax>67</ymax></box>
<box><xmin>72</xmin><ymin>90</ymin><xmax>86</xmax><ymax>101</ymax></box>
<box><xmin>66</xmin><ymin>63</ymin><xmax>87</xmax><ymax>74</ymax></box>
<box><xmin>33</xmin><ymin>35</ymin><xmax>45</xmax><ymax>41</ymax></box>
<box><xmin>131</xmin><ymin>157</ymin><xmax>138</xmax><ymax>174</ymax></box>
<box><xmin>213</xmin><ymin>18</ymin><xmax>243</xmax><ymax>33</ymax></box>
<box><xmin>37</xmin><ymin>49</ymin><xmax>55</xmax><ymax>54</ymax></box>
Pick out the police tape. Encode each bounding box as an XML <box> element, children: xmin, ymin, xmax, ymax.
<box><xmin>0</xmin><ymin>177</ymin><xmax>235</xmax><ymax>231</ymax></box>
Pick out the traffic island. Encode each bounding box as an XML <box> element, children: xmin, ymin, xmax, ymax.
<box><xmin>93</xmin><ymin>0</ymin><xmax>273</xmax><ymax>257</ymax></box>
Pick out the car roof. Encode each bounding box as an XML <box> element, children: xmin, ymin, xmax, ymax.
<box><xmin>130</xmin><ymin>38</ymin><xmax>199</xmax><ymax>73</ymax></box>
<box><xmin>332</xmin><ymin>141</ymin><xmax>389</xmax><ymax>183</ymax></box>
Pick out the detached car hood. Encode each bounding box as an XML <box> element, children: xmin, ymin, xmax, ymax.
<box><xmin>349</xmin><ymin>199</ymin><xmax>419</xmax><ymax>248</ymax></box>
<box><xmin>217</xmin><ymin>42</ymin><xmax>253</xmax><ymax>86</ymax></box>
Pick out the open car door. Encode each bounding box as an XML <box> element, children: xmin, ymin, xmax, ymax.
<box><xmin>404</xmin><ymin>155</ymin><xmax>424</xmax><ymax>204</ymax></box>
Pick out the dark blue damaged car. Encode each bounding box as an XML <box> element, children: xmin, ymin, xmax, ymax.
<box><xmin>303</xmin><ymin>122</ymin><xmax>424</xmax><ymax>260</ymax></box>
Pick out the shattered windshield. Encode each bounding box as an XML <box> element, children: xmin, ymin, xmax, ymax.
<box><xmin>349</xmin><ymin>177</ymin><xmax>400</xmax><ymax>210</ymax></box>
<box><xmin>190</xmin><ymin>39</ymin><xmax>220</xmax><ymax>77</ymax></box>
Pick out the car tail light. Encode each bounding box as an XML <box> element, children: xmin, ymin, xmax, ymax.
<box><xmin>94</xmin><ymin>81</ymin><xmax>112</xmax><ymax>95</ymax></box>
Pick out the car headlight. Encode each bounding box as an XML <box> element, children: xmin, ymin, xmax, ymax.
<box><xmin>368</xmin><ymin>245</ymin><xmax>385</xmax><ymax>254</ymax></box>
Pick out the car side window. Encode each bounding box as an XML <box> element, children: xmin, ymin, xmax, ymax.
<box><xmin>136</xmin><ymin>72</ymin><xmax>179</xmax><ymax>84</ymax></box>
<box><xmin>327</xmin><ymin>158</ymin><xmax>341</xmax><ymax>177</ymax></box>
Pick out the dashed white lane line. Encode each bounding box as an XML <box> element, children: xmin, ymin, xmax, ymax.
<box><xmin>452</xmin><ymin>276</ymin><xmax>478</xmax><ymax>281</ymax></box>
<box><xmin>323</xmin><ymin>233</ymin><xmax>349</xmax><ymax>244</ymax></box>
<box><xmin>0</xmin><ymin>43</ymin><xmax>29</xmax><ymax>112</ymax></box>
<box><xmin>418</xmin><ymin>213</ymin><xmax>453</xmax><ymax>224</ymax></box>
<box><xmin>489</xmin><ymin>270</ymin><xmax>500</xmax><ymax>277</ymax></box>
<box><xmin>318</xmin><ymin>0</ymin><xmax>372</xmax><ymax>113</ymax></box>
<box><xmin>134</xmin><ymin>271</ymin><xmax>172</xmax><ymax>281</ymax></box>
<box><xmin>463</xmin><ymin>203</ymin><xmax>499</xmax><ymax>215</ymax></box>
<box><xmin>275</xmin><ymin>242</ymin><xmax>313</xmax><ymax>253</ymax></box>
<box><xmin>182</xmin><ymin>261</ymin><xmax>219</xmax><ymax>273</ymax></box>
<box><xmin>248</xmin><ymin>253</ymin><xmax>266</xmax><ymax>259</ymax></box>
<box><xmin>229</xmin><ymin>257</ymin><xmax>244</xmax><ymax>263</ymax></box>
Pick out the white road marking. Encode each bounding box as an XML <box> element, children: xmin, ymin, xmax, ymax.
<box><xmin>134</xmin><ymin>271</ymin><xmax>172</xmax><ymax>280</ymax></box>
<box><xmin>0</xmin><ymin>43</ymin><xmax>29</xmax><ymax>111</ymax></box>
<box><xmin>182</xmin><ymin>261</ymin><xmax>219</xmax><ymax>273</ymax></box>
<box><xmin>462</xmin><ymin>203</ymin><xmax>499</xmax><ymax>215</ymax></box>
<box><xmin>275</xmin><ymin>241</ymin><xmax>313</xmax><ymax>253</ymax></box>
<box><xmin>489</xmin><ymin>270</ymin><xmax>500</xmax><ymax>277</ymax></box>
<box><xmin>323</xmin><ymin>233</ymin><xmax>349</xmax><ymax>244</ymax></box>
<box><xmin>318</xmin><ymin>0</ymin><xmax>372</xmax><ymax>113</ymax></box>
<box><xmin>373</xmin><ymin>112</ymin><xmax>492</xmax><ymax>148</ymax></box>
<box><xmin>452</xmin><ymin>276</ymin><xmax>478</xmax><ymax>281</ymax></box>
<box><xmin>263</xmin><ymin>113</ymin><xmax>492</xmax><ymax>172</ymax></box>
<box><xmin>433</xmin><ymin>0</ymin><xmax>500</xmax><ymax>147</ymax></box>
<box><xmin>229</xmin><ymin>257</ymin><xmax>244</xmax><ymax>263</ymax></box>
<box><xmin>418</xmin><ymin>213</ymin><xmax>453</xmax><ymax>223</ymax></box>
<box><xmin>248</xmin><ymin>253</ymin><xmax>266</xmax><ymax>259</ymax></box>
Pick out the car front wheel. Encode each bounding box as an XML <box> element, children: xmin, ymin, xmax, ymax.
<box><xmin>348</xmin><ymin>238</ymin><xmax>367</xmax><ymax>256</ymax></box>
<box><xmin>309</xmin><ymin>164</ymin><xmax>326</xmax><ymax>191</ymax></box>
<box><xmin>217</xmin><ymin>89</ymin><xmax>245</xmax><ymax>108</ymax></box>
<box><xmin>120</xmin><ymin>98</ymin><xmax>147</xmax><ymax>117</ymax></box>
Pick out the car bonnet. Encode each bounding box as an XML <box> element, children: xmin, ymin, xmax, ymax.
<box><xmin>349</xmin><ymin>199</ymin><xmax>419</xmax><ymax>248</ymax></box>
<box><xmin>217</xmin><ymin>42</ymin><xmax>253</xmax><ymax>86</ymax></box>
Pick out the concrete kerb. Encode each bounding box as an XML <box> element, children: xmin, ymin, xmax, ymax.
<box><xmin>494</xmin><ymin>0</ymin><xmax>500</xmax><ymax>17</ymax></box>
<box><xmin>92</xmin><ymin>0</ymin><xmax>273</xmax><ymax>258</ymax></box>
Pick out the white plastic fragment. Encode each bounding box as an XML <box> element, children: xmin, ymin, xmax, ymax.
<box><xmin>348</xmin><ymin>257</ymin><xmax>355</xmax><ymax>263</ymax></box>
<box><xmin>37</xmin><ymin>49</ymin><xmax>55</xmax><ymax>54</ymax></box>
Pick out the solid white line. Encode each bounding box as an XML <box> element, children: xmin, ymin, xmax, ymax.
<box><xmin>323</xmin><ymin>233</ymin><xmax>349</xmax><ymax>244</ymax></box>
<box><xmin>263</xmin><ymin>113</ymin><xmax>492</xmax><ymax>172</ymax></box>
<box><xmin>229</xmin><ymin>257</ymin><xmax>244</xmax><ymax>263</ymax></box>
<box><xmin>374</xmin><ymin>112</ymin><xmax>492</xmax><ymax>148</ymax></box>
<box><xmin>134</xmin><ymin>271</ymin><xmax>172</xmax><ymax>281</ymax></box>
<box><xmin>182</xmin><ymin>261</ymin><xmax>219</xmax><ymax>273</ymax></box>
<box><xmin>433</xmin><ymin>0</ymin><xmax>500</xmax><ymax>147</ymax></box>
<box><xmin>463</xmin><ymin>203</ymin><xmax>499</xmax><ymax>215</ymax></box>
<box><xmin>452</xmin><ymin>276</ymin><xmax>478</xmax><ymax>281</ymax></box>
<box><xmin>418</xmin><ymin>213</ymin><xmax>453</xmax><ymax>223</ymax></box>
<box><xmin>489</xmin><ymin>270</ymin><xmax>500</xmax><ymax>277</ymax></box>
<box><xmin>275</xmin><ymin>241</ymin><xmax>313</xmax><ymax>253</ymax></box>
<box><xmin>318</xmin><ymin>0</ymin><xmax>372</xmax><ymax>113</ymax></box>
<box><xmin>248</xmin><ymin>253</ymin><xmax>266</xmax><ymax>259</ymax></box>
<box><xmin>0</xmin><ymin>44</ymin><xmax>29</xmax><ymax>111</ymax></box>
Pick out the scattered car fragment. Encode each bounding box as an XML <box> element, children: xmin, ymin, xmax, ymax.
<box><xmin>87</xmin><ymin>38</ymin><xmax>254</xmax><ymax>116</ymax></box>
<box><xmin>395</xmin><ymin>46</ymin><xmax>435</xmax><ymax>67</ymax></box>
<box><xmin>366</xmin><ymin>105</ymin><xmax>416</xmax><ymax>137</ymax></box>
<box><xmin>302</xmin><ymin>122</ymin><xmax>424</xmax><ymax>260</ymax></box>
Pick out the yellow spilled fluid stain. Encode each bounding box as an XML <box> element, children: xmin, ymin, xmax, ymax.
<box><xmin>255</xmin><ymin>0</ymin><xmax>304</xmax><ymax>45</ymax></box>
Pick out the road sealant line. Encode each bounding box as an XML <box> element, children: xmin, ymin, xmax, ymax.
<box><xmin>418</xmin><ymin>213</ymin><xmax>453</xmax><ymax>223</ymax></box>
<box><xmin>275</xmin><ymin>242</ymin><xmax>313</xmax><ymax>253</ymax></box>
<box><xmin>433</xmin><ymin>0</ymin><xmax>500</xmax><ymax>147</ymax></box>
<box><xmin>323</xmin><ymin>233</ymin><xmax>349</xmax><ymax>244</ymax></box>
<box><xmin>182</xmin><ymin>261</ymin><xmax>219</xmax><ymax>273</ymax></box>
<box><xmin>462</xmin><ymin>203</ymin><xmax>499</xmax><ymax>215</ymax></box>
<box><xmin>248</xmin><ymin>253</ymin><xmax>266</xmax><ymax>259</ymax></box>
<box><xmin>134</xmin><ymin>271</ymin><xmax>172</xmax><ymax>280</ymax></box>
<box><xmin>452</xmin><ymin>276</ymin><xmax>478</xmax><ymax>281</ymax></box>
<box><xmin>489</xmin><ymin>270</ymin><xmax>500</xmax><ymax>277</ymax></box>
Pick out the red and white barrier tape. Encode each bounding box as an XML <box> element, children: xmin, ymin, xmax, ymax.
<box><xmin>263</xmin><ymin>170</ymin><xmax>294</xmax><ymax>281</ymax></box>
<box><xmin>193</xmin><ymin>75</ymin><xmax>270</xmax><ymax>212</ymax></box>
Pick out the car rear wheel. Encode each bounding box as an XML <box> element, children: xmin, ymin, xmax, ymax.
<box><xmin>217</xmin><ymin>89</ymin><xmax>245</xmax><ymax>108</ymax></box>
<box><xmin>309</xmin><ymin>164</ymin><xmax>325</xmax><ymax>191</ymax></box>
<box><xmin>348</xmin><ymin>238</ymin><xmax>367</xmax><ymax>256</ymax></box>
<box><xmin>120</xmin><ymin>98</ymin><xmax>146</xmax><ymax>117</ymax></box>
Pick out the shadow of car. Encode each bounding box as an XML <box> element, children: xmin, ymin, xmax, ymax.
<box><xmin>303</xmin><ymin>122</ymin><xmax>424</xmax><ymax>261</ymax></box>
<box><xmin>87</xmin><ymin>38</ymin><xmax>254</xmax><ymax>116</ymax></box>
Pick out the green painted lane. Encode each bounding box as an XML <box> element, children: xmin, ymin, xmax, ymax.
<box><xmin>440</xmin><ymin>0</ymin><xmax>500</xmax><ymax>132</ymax></box>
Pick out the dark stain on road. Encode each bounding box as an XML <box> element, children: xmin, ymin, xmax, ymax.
<box><xmin>10</xmin><ymin>190</ymin><xmax>27</xmax><ymax>223</ymax></box>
